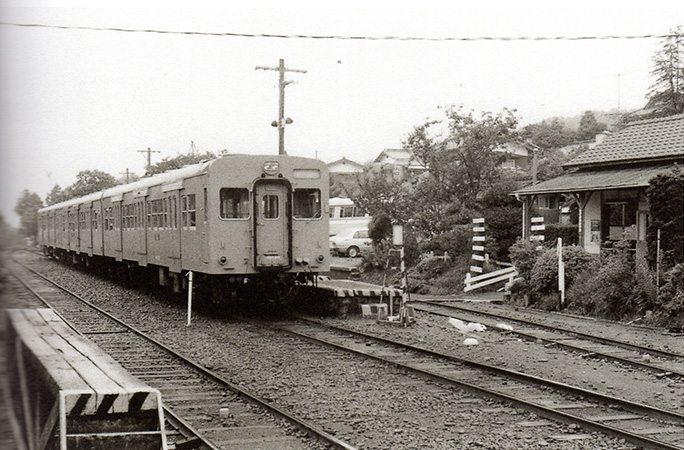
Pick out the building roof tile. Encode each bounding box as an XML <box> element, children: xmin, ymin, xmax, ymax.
<box><xmin>565</xmin><ymin>113</ymin><xmax>684</xmax><ymax>167</ymax></box>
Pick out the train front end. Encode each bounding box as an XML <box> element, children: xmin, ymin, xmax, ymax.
<box><xmin>205</xmin><ymin>154</ymin><xmax>330</xmax><ymax>281</ymax></box>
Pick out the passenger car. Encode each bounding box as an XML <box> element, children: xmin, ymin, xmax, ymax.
<box><xmin>329</xmin><ymin>228</ymin><xmax>372</xmax><ymax>257</ymax></box>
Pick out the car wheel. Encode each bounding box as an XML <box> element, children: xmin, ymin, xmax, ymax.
<box><xmin>347</xmin><ymin>246</ymin><xmax>360</xmax><ymax>258</ymax></box>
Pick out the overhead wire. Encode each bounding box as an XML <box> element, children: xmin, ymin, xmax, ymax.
<box><xmin>0</xmin><ymin>21</ymin><xmax>679</xmax><ymax>42</ymax></box>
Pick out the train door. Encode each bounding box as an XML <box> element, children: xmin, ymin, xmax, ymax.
<box><xmin>167</xmin><ymin>190</ymin><xmax>182</xmax><ymax>273</ymax></box>
<box><xmin>253</xmin><ymin>180</ymin><xmax>291</xmax><ymax>269</ymax></box>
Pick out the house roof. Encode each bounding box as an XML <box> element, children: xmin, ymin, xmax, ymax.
<box><xmin>514</xmin><ymin>164</ymin><xmax>678</xmax><ymax>196</ymax></box>
<box><xmin>328</xmin><ymin>157</ymin><xmax>365</xmax><ymax>173</ymax></box>
<box><xmin>373</xmin><ymin>148</ymin><xmax>412</xmax><ymax>164</ymax></box>
<box><xmin>494</xmin><ymin>142</ymin><xmax>529</xmax><ymax>158</ymax></box>
<box><xmin>372</xmin><ymin>148</ymin><xmax>425</xmax><ymax>169</ymax></box>
<box><xmin>565</xmin><ymin>114</ymin><xmax>684</xmax><ymax>168</ymax></box>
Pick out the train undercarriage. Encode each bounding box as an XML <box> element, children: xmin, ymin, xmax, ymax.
<box><xmin>42</xmin><ymin>246</ymin><xmax>316</xmax><ymax>314</ymax></box>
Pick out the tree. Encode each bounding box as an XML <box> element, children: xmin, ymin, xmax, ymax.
<box><xmin>576</xmin><ymin>111</ymin><xmax>607</xmax><ymax>141</ymax></box>
<box><xmin>64</xmin><ymin>170</ymin><xmax>118</xmax><ymax>200</ymax></box>
<box><xmin>405</xmin><ymin>107</ymin><xmax>519</xmax><ymax>210</ymax></box>
<box><xmin>45</xmin><ymin>184</ymin><xmax>68</xmax><ymax>206</ymax></box>
<box><xmin>352</xmin><ymin>166</ymin><xmax>415</xmax><ymax>223</ymax></box>
<box><xmin>14</xmin><ymin>190</ymin><xmax>44</xmax><ymax>239</ymax></box>
<box><xmin>647</xmin><ymin>166</ymin><xmax>684</xmax><ymax>270</ymax></box>
<box><xmin>145</xmin><ymin>151</ymin><xmax>217</xmax><ymax>177</ymax></box>
<box><xmin>520</xmin><ymin>118</ymin><xmax>576</xmax><ymax>150</ymax></box>
<box><xmin>647</xmin><ymin>26</ymin><xmax>684</xmax><ymax>116</ymax></box>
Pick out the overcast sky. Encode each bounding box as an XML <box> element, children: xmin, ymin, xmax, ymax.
<box><xmin>1</xmin><ymin>2</ymin><xmax>682</xmax><ymax>226</ymax></box>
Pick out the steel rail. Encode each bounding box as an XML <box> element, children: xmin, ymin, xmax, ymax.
<box><xmin>9</xmin><ymin>254</ymin><xmax>358</xmax><ymax>450</ymax></box>
<box><xmin>415</xmin><ymin>300</ymin><xmax>684</xmax><ymax>361</ymax></box>
<box><xmin>414</xmin><ymin>302</ymin><xmax>684</xmax><ymax>378</ymax></box>
<box><xmin>271</xmin><ymin>316</ymin><xmax>684</xmax><ymax>450</ymax></box>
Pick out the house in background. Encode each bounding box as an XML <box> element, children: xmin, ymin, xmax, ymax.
<box><xmin>514</xmin><ymin>113</ymin><xmax>684</xmax><ymax>254</ymax></box>
<box><xmin>370</xmin><ymin>148</ymin><xmax>427</xmax><ymax>180</ymax></box>
<box><xmin>328</xmin><ymin>157</ymin><xmax>365</xmax><ymax>198</ymax></box>
<box><xmin>495</xmin><ymin>142</ymin><xmax>532</xmax><ymax>172</ymax></box>
<box><xmin>328</xmin><ymin>157</ymin><xmax>365</xmax><ymax>176</ymax></box>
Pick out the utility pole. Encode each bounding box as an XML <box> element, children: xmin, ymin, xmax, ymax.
<box><xmin>138</xmin><ymin>147</ymin><xmax>161</xmax><ymax>171</ymax></box>
<box><xmin>616</xmin><ymin>73</ymin><xmax>622</xmax><ymax>112</ymax></box>
<box><xmin>120</xmin><ymin>168</ymin><xmax>130</xmax><ymax>184</ymax></box>
<box><xmin>256</xmin><ymin>59</ymin><xmax>307</xmax><ymax>155</ymax></box>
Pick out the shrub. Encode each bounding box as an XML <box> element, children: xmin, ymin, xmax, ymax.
<box><xmin>529</xmin><ymin>245</ymin><xmax>597</xmax><ymax>298</ymax></box>
<box><xmin>509</xmin><ymin>238</ymin><xmax>543</xmax><ymax>281</ymax></box>
<box><xmin>369</xmin><ymin>214</ymin><xmax>393</xmax><ymax>243</ymax></box>
<box><xmin>651</xmin><ymin>264</ymin><xmax>684</xmax><ymax>328</ymax></box>
<box><xmin>565</xmin><ymin>242</ymin><xmax>648</xmax><ymax>320</ymax></box>
<box><xmin>418</xmin><ymin>225</ymin><xmax>471</xmax><ymax>257</ymax></box>
<box><xmin>544</xmin><ymin>223</ymin><xmax>579</xmax><ymax>247</ymax></box>
<box><xmin>482</xmin><ymin>205</ymin><xmax>522</xmax><ymax>261</ymax></box>
<box><xmin>361</xmin><ymin>228</ymin><xmax>420</xmax><ymax>272</ymax></box>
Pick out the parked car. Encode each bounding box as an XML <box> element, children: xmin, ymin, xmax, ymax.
<box><xmin>329</xmin><ymin>228</ymin><xmax>372</xmax><ymax>257</ymax></box>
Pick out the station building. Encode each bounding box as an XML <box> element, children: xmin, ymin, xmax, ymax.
<box><xmin>514</xmin><ymin>113</ymin><xmax>684</xmax><ymax>254</ymax></box>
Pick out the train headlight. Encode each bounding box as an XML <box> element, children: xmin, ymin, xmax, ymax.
<box><xmin>263</xmin><ymin>161</ymin><xmax>280</xmax><ymax>175</ymax></box>
<box><xmin>219</xmin><ymin>256</ymin><xmax>227</xmax><ymax>265</ymax></box>
<box><xmin>317</xmin><ymin>255</ymin><xmax>325</xmax><ymax>262</ymax></box>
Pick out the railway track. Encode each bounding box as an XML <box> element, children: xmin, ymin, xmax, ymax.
<box><xmin>271</xmin><ymin>316</ymin><xmax>684</xmax><ymax>450</ymax></box>
<box><xmin>411</xmin><ymin>300</ymin><xmax>684</xmax><ymax>378</ymax></box>
<box><xmin>5</xmin><ymin>255</ymin><xmax>357</xmax><ymax>450</ymax></box>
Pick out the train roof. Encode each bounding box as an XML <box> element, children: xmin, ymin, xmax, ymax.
<box><xmin>39</xmin><ymin>159</ymin><xmax>213</xmax><ymax>213</ymax></box>
<box><xmin>38</xmin><ymin>153</ymin><xmax>326</xmax><ymax>213</ymax></box>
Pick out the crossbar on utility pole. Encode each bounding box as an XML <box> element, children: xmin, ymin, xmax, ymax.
<box><xmin>138</xmin><ymin>147</ymin><xmax>161</xmax><ymax>171</ymax></box>
<box><xmin>256</xmin><ymin>58</ymin><xmax>306</xmax><ymax>155</ymax></box>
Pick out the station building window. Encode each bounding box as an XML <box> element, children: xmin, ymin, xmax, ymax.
<box><xmin>220</xmin><ymin>188</ymin><xmax>249</xmax><ymax>219</ymax></box>
<box><xmin>293</xmin><ymin>189</ymin><xmax>322</xmax><ymax>219</ymax></box>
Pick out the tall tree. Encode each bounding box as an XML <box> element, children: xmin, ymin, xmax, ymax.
<box><xmin>63</xmin><ymin>170</ymin><xmax>118</xmax><ymax>200</ymax></box>
<box><xmin>45</xmin><ymin>184</ymin><xmax>68</xmax><ymax>206</ymax></box>
<box><xmin>577</xmin><ymin>111</ymin><xmax>607</xmax><ymax>141</ymax></box>
<box><xmin>14</xmin><ymin>190</ymin><xmax>44</xmax><ymax>239</ymax></box>
<box><xmin>405</xmin><ymin>107</ymin><xmax>519</xmax><ymax>210</ymax></box>
<box><xmin>352</xmin><ymin>166</ymin><xmax>414</xmax><ymax>224</ymax></box>
<box><xmin>647</xmin><ymin>26</ymin><xmax>684</xmax><ymax>116</ymax></box>
<box><xmin>520</xmin><ymin>118</ymin><xmax>576</xmax><ymax>150</ymax></box>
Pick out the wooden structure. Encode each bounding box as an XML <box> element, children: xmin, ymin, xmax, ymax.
<box><xmin>464</xmin><ymin>266</ymin><xmax>518</xmax><ymax>293</ymax></box>
<box><xmin>4</xmin><ymin>309</ymin><xmax>167</xmax><ymax>450</ymax></box>
<box><xmin>515</xmin><ymin>114</ymin><xmax>684</xmax><ymax>254</ymax></box>
<box><xmin>470</xmin><ymin>218</ymin><xmax>486</xmax><ymax>274</ymax></box>
<box><xmin>530</xmin><ymin>216</ymin><xmax>545</xmax><ymax>244</ymax></box>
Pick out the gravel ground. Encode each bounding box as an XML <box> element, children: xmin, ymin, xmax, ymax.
<box><xmin>3</xmin><ymin>253</ymin><xmax>655</xmax><ymax>449</ymax></box>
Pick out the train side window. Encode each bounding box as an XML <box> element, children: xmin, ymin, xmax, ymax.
<box><xmin>219</xmin><ymin>188</ymin><xmax>249</xmax><ymax>219</ymax></box>
<box><xmin>262</xmin><ymin>194</ymin><xmax>279</xmax><ymax>219</ymax></box>
<box><xmin>182</xmin><ymin>194</ymin><xmax>197</xmax><ymax>228</ymax></box>
<box><xmin>293</xmin><ymin>189</ymin><xmax>321</xmax><ymax>219</ymax></box>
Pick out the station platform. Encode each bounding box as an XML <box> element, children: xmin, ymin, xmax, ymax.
<box><xmin>4</xmin><ymin>308</ymin><xmax>167</xmax><ymax>450</ymax></box>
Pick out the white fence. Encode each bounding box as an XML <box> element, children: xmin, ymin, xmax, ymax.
<box><xmin>464</xmin><ymin>266</ymin><xmax>518</xmax><ymax>292</ymax></box>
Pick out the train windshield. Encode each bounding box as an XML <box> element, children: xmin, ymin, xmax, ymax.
<box><xmin>293</xmin><ymin>189</ymin><xmax>321</xmax><ymax>219</ymax></box>
<box><xmin>220</xmin><ymin>188</ymin><xmax>250</xmax><ymax>219</ymax></box>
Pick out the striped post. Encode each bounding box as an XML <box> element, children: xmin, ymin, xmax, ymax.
<box><xmin>530</xmin><ymin>217</ymin><xmax>545</xmax><ymax>247</ymax></box>
<box><xmin>470</xmin><ymin>218</ymin><xmax>486</xmax><ymax>274</ymax></box>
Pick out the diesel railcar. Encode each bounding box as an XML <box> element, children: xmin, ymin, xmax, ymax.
<box><xmin>37</xmin><ymin>154</ymin><xmax>330</xmax><ymax>302</ymax></box>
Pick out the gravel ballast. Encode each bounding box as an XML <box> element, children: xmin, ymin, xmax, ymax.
<box><xmin>7</xmin><ymin>253</ymin><xmax>672</xmax><ymax>449</ymax></box>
